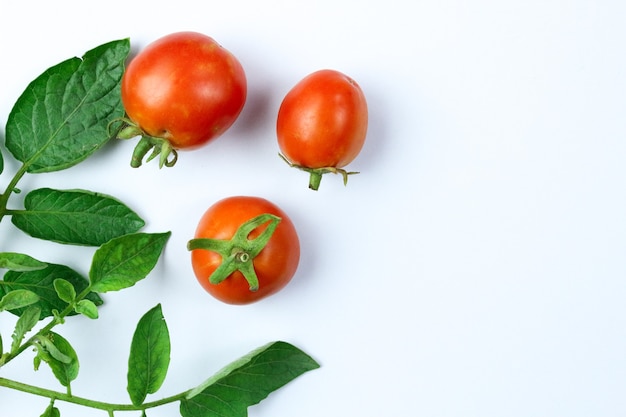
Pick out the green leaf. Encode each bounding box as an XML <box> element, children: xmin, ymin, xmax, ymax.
<box><xmin>180</xmin><ymin>341</ymin><xmax>320</xmax><ymax>417</ymax></box>
<box><xmin>0</xmin><ymin>289</ymin><xmax>40</xmax><ymax>311</ymax></box>
<box><xmin>37</xmin><ymin>336</ymin><xmax>71</xmax><ymax>364</ymax></box>
<box><xmin>75</xmin><ymin>299</ymin><xmax>98</xmax><ymax>319</ymax></box>
<box><xmin>5</xmin><ymin>39</ymin><xmax>130</xmax><ymax>173</ymax></box>
<box><xmin>127</xmin><ymin>304</ymin><xmax>171</xmax><ymax>406</ymax></box>
<box><xmin>40</xmin><ymin>403</ymin><xmax>61</xmax><ymax>417</ymax></box>
<box><xmin>35</xmin><ymin>332</ymin><xmax>79</xmax><ymax>387</ymax></box>
<box><xmin>0</xmin><ymin>129</ymin><xmax>5</xmax><ymax>175</ymax></box>
<box><xmin>0</xmin><ymin>252</ymin><xmax>47</xmax><ymax>272</ymax></box>
<box><xmin>11</xmin><ymin>305</ymin><xmax>41</xmax><ymax>353</ymax></box>
<box><xmin>53</xmin><ymin>279</ymin><xmax>76</xmax><ymax>304</ymax></box>
<box><xmin>11</xmin><ymin>188</ymin><xmax>145</xmax><ymax>246</ymax></box>
<box><xmin>0</xmin><ymin>263</ymin><xmax>102</xmax><ymax>319</ymax></box>
<box><xmin>89</xmin><ymin>232</ymin><xmax>171</xmax><ymax>293</ymax></box>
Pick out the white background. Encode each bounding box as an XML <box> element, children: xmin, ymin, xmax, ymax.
<box><xmin>1</xmin><ymin>1</ymin><xmax>626</xmax><ymax>416</ymax></box>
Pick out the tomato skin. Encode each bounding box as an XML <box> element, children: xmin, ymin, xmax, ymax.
<box><xmin>121</xmin><ymin>31</ymin><xmax>247</xmax><ymax>150</ymax></box>
<box><xmin>276</xmin><ymin>69</ymin><xmax>368</xmax><ymax>169</ymax></box>
<box><xmin>191</xmin><ymin>196</ymin><xmax>300</xmax><ymax>305</ymax></box>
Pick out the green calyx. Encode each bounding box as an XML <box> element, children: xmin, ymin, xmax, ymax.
<box><xmin>187</xmin><ymin>213</ymin><xmax>282</xmax><ymax>291</ymax></box>
<box><xmin>278</xmin><ymin>153</ymin><xmax>359</xmax><ymax>191</ymax></box>
<box><xmin>109</xmin><ymin>117</ymin><xmax>178</xmax><ymax>169</ymax></box>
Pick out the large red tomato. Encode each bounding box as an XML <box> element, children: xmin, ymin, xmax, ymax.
<box><xmin>120</xmin><ymin>31</ymin><xmax>247</xmax><ymax>167</ymax></box>
<box><xmin>276</xmin><ymin>69</ymin><xmax>368</xmax><ymax>190</ymax></box>
<box><xmin>188</xmin><ymin>196</ymin><xmax>300</xmax><ymax>305</ymax></box>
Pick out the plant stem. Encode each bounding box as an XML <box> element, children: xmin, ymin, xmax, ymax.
<box><xmin>0</xmin><ymin>162</ymin><xmax>29</xmax><ymax>225</ymax></box>
<box><xmin>0</xmin><ymin>376</ymin><xmax>189</xmax><ymax>413</ymax></box>
<box><xmin>2</xmin><ymin>287</ymin><xmax>93</xmax><ymax>366</ymax></box>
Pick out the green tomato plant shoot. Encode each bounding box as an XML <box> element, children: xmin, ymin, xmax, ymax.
<box><xmin>0</xmin><ymin>39</ymin><xmax>318</xmax><ymax>416</ymax></box>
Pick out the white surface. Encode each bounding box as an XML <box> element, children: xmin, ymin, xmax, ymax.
<box><xmin>1</xmin><ymin>1</ymin><xmax>626</xmax><ymax>416</ymax></box>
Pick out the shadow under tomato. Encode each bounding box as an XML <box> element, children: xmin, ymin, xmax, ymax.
<box><xmin>226</xmin><ymin>84</ymin><xmax>275</xmax><ymax>143</ymax></box>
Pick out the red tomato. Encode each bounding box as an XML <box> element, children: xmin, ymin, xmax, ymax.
<box><xmin>276</xmin><ymin>69</ymin><xmax>368</xmax><ymax>190</ymax></box>
<box><xmin>188</xmin><ymin>196</ymin><xmax>300</xmax><ymax>305</ymax></box>
<box><xmin>120</xmin><ymin>32</ymin><xmax>246</xmax><ymax>164</ymax></box>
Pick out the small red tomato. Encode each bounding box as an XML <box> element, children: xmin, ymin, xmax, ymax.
<box><xmin>188</xmin><ymin>196</ymin><xmax>300</xmax><ymax>305</ymax></box>
<box><xmin>276</xmin><ymin>69</ymin><xmax>368</xmax><ymax>190</ymax></box>
<box><xmin>120</xmin><ymin>31</ymin><xmax>247</xmax><ymax>167</ymax></box>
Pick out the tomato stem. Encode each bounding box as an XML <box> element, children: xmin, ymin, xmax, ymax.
<box><xmin>110</xmin><ymin>117</ymin><xmax>178</xmax><ymax>168</ymax></box>
<box><xmin>278</xmin><ymin>153</ymin><xmax>359</xmax><ymax>191</ymax></box>
<box><xmin>308</xmin><ymin>171</ymin><xmax>323</xmax><ymax>191</ymax></box>
<box><xmin>187</xmin><ymin>214</ymin><xmax>281</xmax><ymax>291</ymax></box>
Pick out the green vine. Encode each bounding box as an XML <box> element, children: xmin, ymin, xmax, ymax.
<box><xmin>0</xmin><ymin>37</ymin><xmax>318</xmax><ymax>417</ymax></box>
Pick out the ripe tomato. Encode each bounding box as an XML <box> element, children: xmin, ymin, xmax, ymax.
<box><xmin>188</xmin><ymin>196</ymin><xmax>300</xmax><ymax>305</ymax></box>
<box><xmin>120</xmin><ymin>31</ymin><xmax>247</xmax><ymax>167</ymax></box>
<box><xmin>276</xmin><ymin>69</ymin><xmax>368</xmax><ymax>190</ymax></box>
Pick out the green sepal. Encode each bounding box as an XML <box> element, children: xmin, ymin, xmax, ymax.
<box><xmin>278</xmin><ymin>153</ymin><xmax>359</xmax><ymax>190</ymax></box>
<box><xmin>187</xmin><ymin>213</ymin><xmax>281</xmax><ymax>291</ymax></box>
<box><xmin>110</xmin><ymin>118</ymin><xmax>179</xmax><ymax>169</ymax></box>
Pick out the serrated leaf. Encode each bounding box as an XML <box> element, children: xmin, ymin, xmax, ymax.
<box><xmin>127</xmin><ymin>304</ymin><xmax>171</xmax><ymax>406</ymax></box>
<box><xmin>0</xmin><ymin>289</ymin><xmax>40</xmax><ymax>311</ymax></box>
<box><xmin>75</xmin><ymin>299</ymin><xmax>98</xmax><ymax>319</ymax></box>
<box><xmin>0</xmin><ymin>145</ymin><xmax>4</xmax><ymax>175</ymax></box>
<box><xmin>0</xmin><ymin>252</ymin><xmax>47</xmax><ymax>272</ymax></box>
<box><xmin>5</xmin><ymin>39</ymin><xmax>130</xmax><ymax>173</ymax></box>
<box><xmin>89</xmin><ymin>232</ymin><xmax>171</xmax><ymax>293</ymax></box>
<box><xmin>11</xmin><ymin>305</ymin><xmax>41</xmax><ymax>353</ymax></box>
<box><xmin>180</xmin><ymin>341</ymin><xmax>320</xmax><ymax>417</ymax></box>
<box><xmin>0</xmin><ymin>263</ymin><xmax>102</xmax><ymax>319</ymax></box>
<box><xmin>11</xmin><ymin>188</ymin><xmax>145</xmax><ymax>246</ymax></box>
<box><xmin>36</xmin><ymin>332</ymin><xmax>79</xmax><ymax>387</ymax></box>
<box><xmin>53</xmin><ymin>279</ymin><xmax>76</xmax><ymax>304</ymax></box>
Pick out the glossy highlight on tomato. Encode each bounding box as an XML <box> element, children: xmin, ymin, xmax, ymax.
<box><xmin>188</xmin><ymin>196</ymin><xmax>300</xmax><ymax>305</ymax></box>
<box><xmin>276</xmin><ymin>69</ymin><xmax>368</xmax><ymax>190</ymax></box>
<box><xmin>120</xmin><ymin>31</ymin><xmax>247</xmax><ymax>167</ymax></box>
